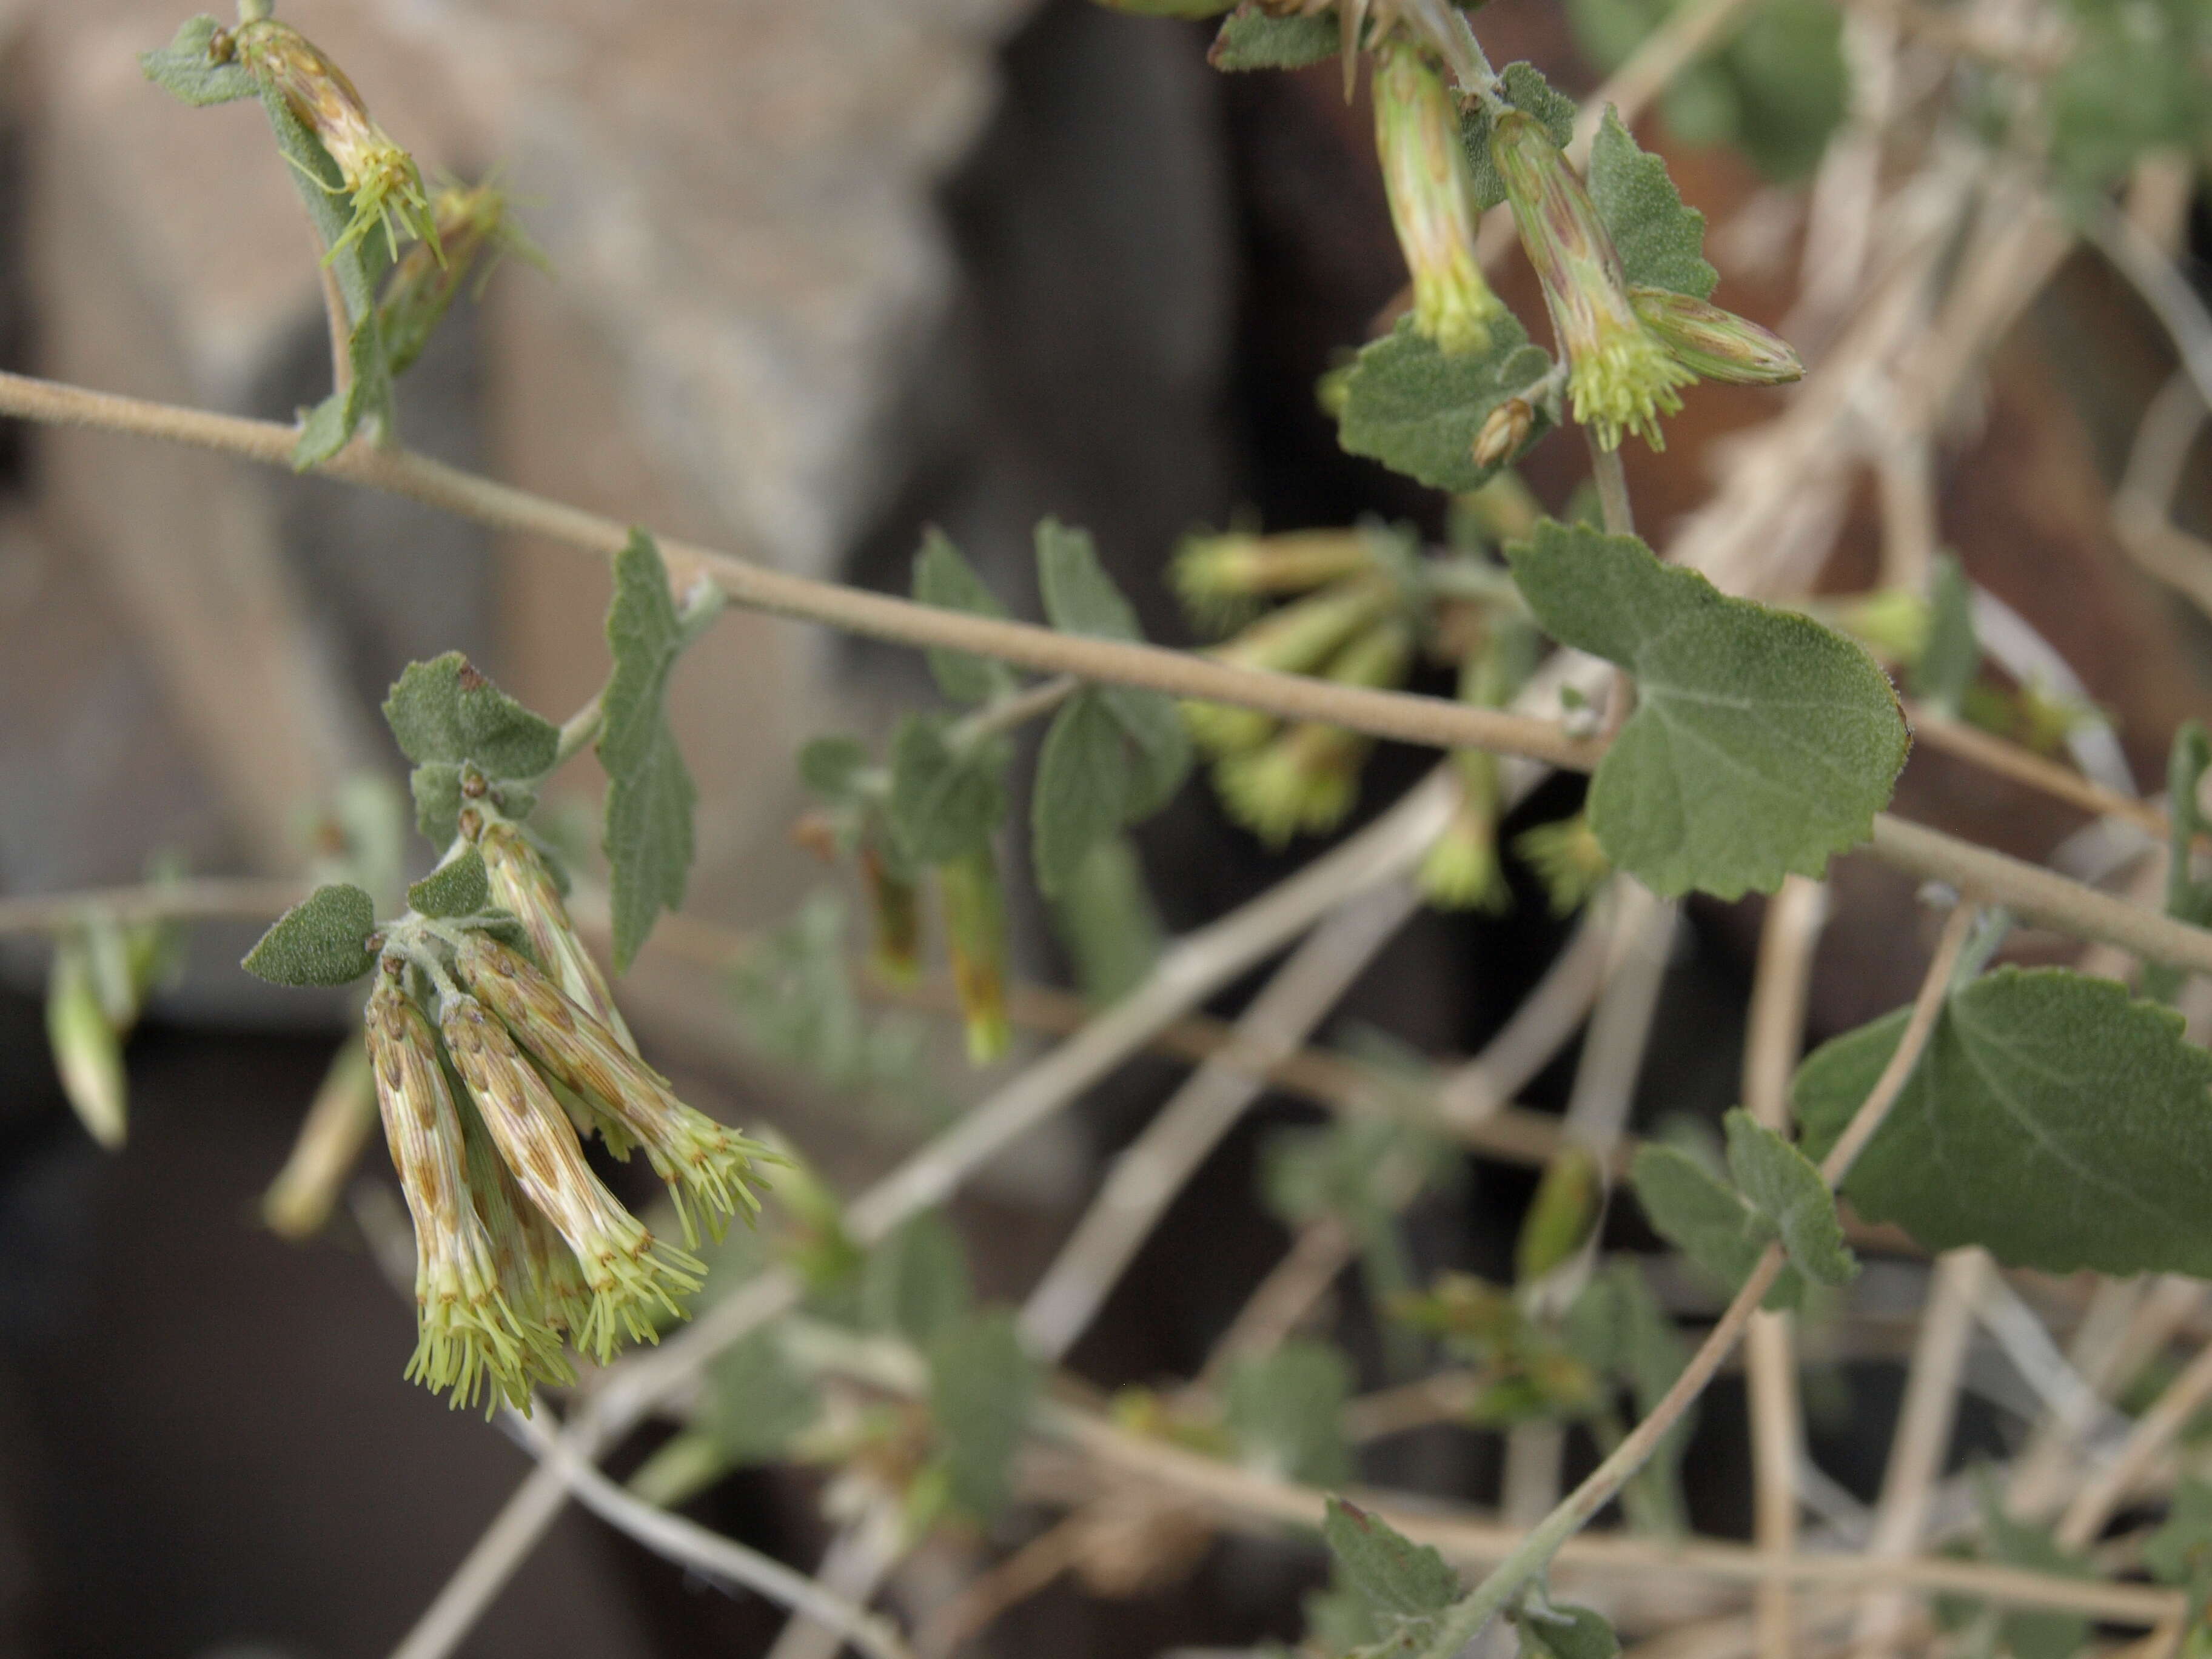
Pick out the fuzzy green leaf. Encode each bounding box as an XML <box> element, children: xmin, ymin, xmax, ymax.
<box><xmin>1033</xmin><ymin>692</ymin><xmax>1133</xmax><ymax>899</ymax></box>
<box><xmin>1322</xmin><ymin>1498</ymin><xmax>1461</xmax><ymax>1635</ymax></box>
<box><xmin>292</xmin><ymin>313</ymin><xmax>394</xmax><ymax>470</ymax></box>
<box><xmin>1507</xmin><ymin>520</ymin><xmax>1907</xmax><ymax>899</ymax></box>
<box><xmin>1794</xmin><ymin>967</ymin><xmax>2212</xmax><ymax>1277</ymax></box>
<box><xmin>1724</xmin><ymin>1109</ymin><xmax>1856</xmax><ymax>1287</ymax></box>
<box><xmin>798</xmin><ymin>736</ymin><xmax>873</xmax><ymax>803</ymax></box>
<box><xmin>888</xmin><ymin>716</ymin><xmax>1007</xmax><ymax>866</ymax></box>
<box><xmin>1519</xmin><ymin>1604</ymin><xmax>1621</xmax><ymax>1659</ymax></box>
<box><xmin>598</xmin><ymin>531</ymin><xmax>698</xmax><ymax>970</ymax></box>
<box><xmin>1910</xmin><ymin>552</ymin><xmax>1980</xmax><ymax>712</ymax></box>
<box><xmin>1048</xmin><ymin>836</ymin><xmax>1165</xmax><ymax>1004</ymax></box>
<box><xmin>140</xmin><ymin>16</ymin><xmax>257</xmax><ymax>107</ymax></box>
<box><xmin>1464</xmin><ymin>62</ymin><xmax>1580</xmax><ymax>210</ymax></box>
<box><xmin>1337</xmin><ymin>318</ymin><xmax>1555</xmax><ymax>493</ymax></box>
<box><xmin>406</xmin><ymin>850</ymin><xmax>489</xmax><ymax>919</ymax></box>
<box><xmin>383</xmin><ymin>654</ymin><xmax>560</xmax><ymax>782</ymax></box>
<box><xmin>708</xmin><ymin>1331</ymin><xmax>820</xmax><ymax>1466</ymax></box>
<box><xmin>927</xmin><ymin>1310</ymin><xmax>1037</xmax><ymax>1523</ymax></box>
<box><xmin>913</xmin><ymin>529</ymin><xmax>1019</xmax><ymax>705</ymax></box>
<box><xmin>1224</xmin><ymin>1339</ymin><xmax>1354</xmax><ymax>1487</ymax></box>
<box><xmin>1631</xmin><ymin>1144</ymin><xmax>1806</xmax><ymax>1311</ymax></box>
<box><xmin>242</xmin><ymin>883</ymin><xmax>378</xmax><ymax>987</ymax></box>
<box><xmin>1208</xmin><ymin>3</ymin><xmax>1338</xmax><ymax>70</ymax></box>
<box><xmin>1034</xmin><ymin>521</ymin><xmax>1190</xmax><ymax>814</ymax></box>
<box><xmin>1587</xmin><ymin>108</ymin><xmax>1717</xmax><ymax>299</ymax></box>
<box><xmin>862</xmin><ymin>1211</ymin><xmax>974</xmax><ymax>1347</ymax></box>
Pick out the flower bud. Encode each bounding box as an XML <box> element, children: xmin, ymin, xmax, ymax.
<box><xmin>861</xmin><ymin>844</ymin><xmax>922</xmax><ymax>985</ymax></box>
<box><xmin>1490</xmin><ymin>111</ymin><xmax>1692</xmax><ymax>451</ymax></box>
<box><xmin>1627</xmin><ymin>287</ymin><xmax>1803</xmax><ymax>386</ymax></box>
<box><xmin>263</xmin><ymin>1039</ymin><xmax>380</xmax><ymax>1239</ymax></box>
<box><xmin>475</xmin><ymin>817</ymin><xmax>637</xmax><ymax>1057</ymax></box>
<box><xmin>1513</xmin><ymin>813</ymin><xmax>1612</xmax><ymax>916</ymax></box>
<box><xmin>1172</xmin><ymin>529</ymin><xmax>1378</xmax><ymax>631</ymax></box>
<box><xmin>380</xmin><ymin>183</ymin><xmax>541</xmax><ymax>377</ymax></box>
<box><xmin>365</xmin><ymin>976</ymin><xmax>548</xmax><ymax>1409</ymax></box>
<box><xmin>1182</xmin><ymin>577</ymin><xmax>1396</xmax><ymax>757</ymax></box>
<box><xmin>1374</xmin><ymin>41</ymin><xmax>1505</xmax><ymax>355</ymax></box>
<box><xmin>1213</xmin><ymin>620</ymin><xmax>1412</xmax><ymax>848</ymax></box>
<box><xmin>228</xmin><ymin>19</ymin><xmax>441</xmax><ymax>264</ymax></box>
<box><xmin>1515</xmin><ymin>1145</ymin><xmax>1602</xmax><ymax>1282</ymax></box>
<box><xmin>1421</xmin><ymin>756</ymin><xmax>1509</xmax><ymax>913</ymax></box>
<box><xmin>440</xmin><ymin>992</ymin><xmax>702</xmax><ymax>1362</ymax></box>
<box><xmin>454</xmin><ymin>931</ymin><xmax>770</xmax><ymax>1250</ymax></box>
<box><xmin>457</xmin><ymin>1091</ymin><xmax>591</xmax><ymax>1357</ymax></box>
<box><xmin>1471</xmin><ymin>397</ymin><xmax>1535</xmax><ymax>470</ymax></box>
<box><xmin>937</xmin><ymin>849</ymin><xmax>1010</xmax><ymax>1066</ymax></box>
<box><xmin>47</xmin><ymin>939</ymin><xmax>126</xmax><ymax>1150</ymax></box>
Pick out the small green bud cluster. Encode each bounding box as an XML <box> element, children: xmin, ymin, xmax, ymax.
<box><xmin>363</xmin><ymin>825</ymin><xmax>773</xmax><ymax>1409</ymax></box>
<box><xmin>1418</xmin><ymin>622</ymin><xmax>1533</xmax><ymax>913</ymax></box>
<box><xmin>213</xmin><ymin>14</ymin><xmax>442</xmax><ymax>265</ymax></box>
<box><xmin>1513</xmin><ymin>812</ymin><xmax>1611</xmax><ymax>916</ymax></box>
<box><xmin>1490</xmin><ymin>110</ymin><xmax>1801</xmax><ymax>452</ymax></box>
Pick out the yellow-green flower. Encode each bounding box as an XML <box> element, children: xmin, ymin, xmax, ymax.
<box><xmin>1374</xmin><ymin>40</ymin><xmax>1505</xmax><ymax>355</ymax></box>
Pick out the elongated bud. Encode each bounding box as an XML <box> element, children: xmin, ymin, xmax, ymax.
<box><xmin>1213</xmin><ymin>620</ymin><xmax>1412</xmax><ymax>848</ymax></box>
<box><xmin>1421</xmin><ymin>756</ymin><xmax>1509</xmax><ymax>913</ymax></box>
<box><xmin>1172</xmin><ymin>529</ymin><xmax>1378</xmax><ymax>631</ymax></box>
<box><xmin>474</xmin><ymin>817</ymin><xmax>638</xmax><ymax>1057</ymax></box>
<box><xmin>454</xmin><ymin>931</ymin><xmax>771</xmax><ymax>1249</ymax></box>
<box><xmin>1491</xmin><ymin>112</ymin><xmax>1692</xmax><ymax>451</ymax></box>
<box><xmin>380</xmin><ymin>183</ymin><xmax>543</xmax><ymax>376</ymax></box>
<box><xmin>263</xmin><ymin>1039</ymin><xmax>380</xmax><ymax>1239</ymax></box>
<box><xmin>366</xmin><ymin>975</ymin><xmax>551</xmax><ymax>1409</ymax></box>
<box><xmin>1514</xmin><ymin>813</ymin><xmax>1612</xmax><ymax>916</ymax></box>
<box><xmin>1472</xmin><ymin>398</ymin><xmax>1535</xmax><ymax>470</ymax></box>
<box><xmin>860</xmin><ymin>843</ymin><xmax>922</xmax><ymax>985</ymax></box>
<box><xmin>229</xmin><ymin>19</ymin><xmax>441</xmax><ymax>265</ymax></box>
<box><xmin>47</xmin><ymin>940</ymin><xmax>126</xmax><ymax>1150</ymax></box>
<box><xmin>1515</xmin><ymin>1145</ymin><xmax>1603</xmax><ymax>1282</ymax></box>
<box><xmin>1627</xmin><ymin>287</ymin><xmax>1802</xmax><ymax>386</ymax></box>
<box><xmin>1182</xmin><ymin>577</ymin><xmax>1396</xmax><ymax>756</ymax></box>
<box><xmin>440</xmin><ymin>993</ymin><xmax>702</xmax><ymax>1363</ymax></box>
<box><xmin>1374</xmin><ymin>41</ymin><xmax>1504</xmax><ymax>355</ymax></box>
<box><xmin>937</xmin><ymin>848</ymin><xmax>1010</xmax><ymax>1066</ymax></box>
<box><xmin>457</xmin><ymin>1088</ymin><xmax>591</xmax><ymax>1353</ymax></box>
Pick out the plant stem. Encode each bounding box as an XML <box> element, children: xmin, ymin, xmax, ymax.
<box><xmin>1413</xmin><ymin>902</ymin><xmax>1978</xmax><ymax>1659</ymax></box>
<box><xmin>947</xmin><ymin>674</ymin><xmax>1079</xmax><ymax>749</ymax></box>
<box><xmin>552</xmin><ymin>695</ymin><xmax>603</xmax><ymax>768</ymax></box>
<box><xmin>0</xmin><ymin>877</ymin><xmax>307</xmax><ymax>933</ymax></box>
<box><xmin>1589</xmin><ymin>439</ymin><xmax>1637</xmax><ymax>539</ymax></box>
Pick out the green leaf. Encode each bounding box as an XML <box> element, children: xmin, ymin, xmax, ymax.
<box><xmin>1723</xmin><ymin>1109</ymin><xmax>1857</xmax><ymax>1287</ymax></box>
<box><xmin>292</xmin><ymin>313</ymin><xmax>394</xmax><ymax>470</ymax></box>
<box><xmin>1048</xmin><ymin>836</ymin><xmax>1165</xmax><ymax>1004</ymax></box>
<box><xmin>1033</xmin><ymin>692</ymin><xmax>1133</xmax><ymax>899</ymax></box>
<box><xmin>407</xmin><ymin>764</ymin><xmax>464</xmax><ymax>844</ymax></box>
<box><xmin>913</xmin><ymin>529</ymin><xmax>1019</xmax><ymax>705</ymax></box>
<box><xmin>926</xmin><ymin>1310</ymin><xmax>1037</xmax><ymax>1523</ymax></box>
<box><xmin>2048</xmin><ymin>0</ymin><xmax>2212</xmax><ymax>188</ymax></box>
<box><xmin>1723</xmin><ymin>0</ymin><xmax>1848</xmax><ymax>182</ymax></box>
<box><xmin>1630</xmin><ymin>1143</ymin><xmax>1805</xmax><ymax>1311</ymax></box>
<box><xmin>1464</xmin><ymin>62</ymin><xmax>1580</xmax><ymax>210</ymax></box>
<box><xmin>1224</xmin><ymin>1339</ymin><xmax>1354</xmax><ymax>1487</ymax></box>
<box><xmin>1587</xmin><ymin>108</ymin><xmax>1717</xmax><ymax>299</ymax></box>
<box><xmin>1563</xmin><ymin>1259</ymin><xmax>1694</xmax><ymax>1532</ymax></box>
<box><xmin>1518</xmin><ymin>1603</ymin><xmax>1621</xmax><ymax>1659</ymax></box>
<box><xmin>888</xmin><ymin>715</ymin><xmax>1008</xmax><ymax>866</ymax></box>
<box><xmin>598</xmin><ymin>531</ymin><xmax>699</xmax><ymax>970</ymax></box>
<box><xmin>140</xmin><ymin>16</ymin><xmax>257</xmax><ymax>106</ymax></box>
<box><xmin>242</xmin><ymin>883</ymin><xmax>379</xmax><ymax>987</ymax></box>
<box><xmin>2143</xmin><ymin>1478</ymin><xmax>2212</xmax><ymax>1598</ymax></box>
<box><xmin>382</xmin><ymin>653</ymin><xmax>561</xmax><ymax>780</ymax></box>
<box><xmin>1336</xmin><ymin>319</ymin><xmax>1555</xmax><ymax>494</ymax></box>
<box><xmin>1321</xmin><ymin>1497</ymin><xmax>1461</xmax><ymax>1641</ymax></box>
<box><xmin>861</xmin><ymin>1211</ymin><xmax>973</xmax><ymax>1347</ymax></box>
<box><xmin>1209</xmin><ymin>2</ymin><xmax>1338</xmax><ymax>70</ymax></box>
<box><xmin>1507</xmin><ymin>520</ymin><xmax>1908</xmax><ymax>899</ymax></box>
<box><xmin>1794</xmin><ymin>967</ymin><xmax>2212</xmax><ymax>1277</ymax></box>
<box><xmin>1910</xmin><ymin>553</ymin><xmax>1980</xmax><ymax>712</ymax></box>
<box><xmin>798</xmin><ymin>736</ymin><xmax>873</xmax><ymax>803</ymax></box>
<box><xmin>1980</xmin><ymin>1489</ymin><xmax>2096</xmax><ymax>1659</ymax></box>
<box><xmin>708</xmin><ymin>1330</ymin><xmax>820</xmax><ymax>1465</ymax></box>
<box><xmin>407</xmin><ymin>850</ymin><xmax>489</xmax><ymax>919</ymax></box>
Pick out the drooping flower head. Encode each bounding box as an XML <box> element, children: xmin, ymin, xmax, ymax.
<box><xmin>454</xmin><ymin>930</ymin><xmax>773</xmax><ymax>1250</ymax></box>
<box><xmin>1627</xmin><ymin>287</ymin><xmax>1803</xmax><ymax>386</ymax></box>
<box><xmin>220</xmin><ymin>18</ymin><xmax>442</xmax><ymax>266</ymax></box>
<box><xmin>1490</xmin><ymin>110</ymin><xmax>1692</xmax><ymax>451</ymax></box>
<box><xmin>1373</xmin><ymin>39</ymin><xmax>1506</xmax><ymax>355</ymax></box>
